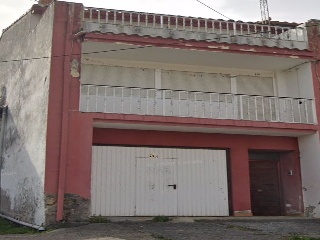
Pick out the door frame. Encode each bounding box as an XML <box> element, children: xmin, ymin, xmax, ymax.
<box><xmin>249</xmin><ymin>153</ymin><xmax>284</xmax><ymax>216</ymax></box>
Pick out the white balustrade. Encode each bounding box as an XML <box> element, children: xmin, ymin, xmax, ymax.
<box><xmin>83</xmin><ymin>8</ymin><xmax>307</xmax><ymax>43</ymax></box>
<box><xmin>80</xmin><ymin>85</ymin><xmax>315</xmax><ymax>124</ymax></box>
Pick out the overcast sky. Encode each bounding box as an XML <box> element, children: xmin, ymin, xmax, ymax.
<box><xmin>0</xmin><ymin>0</ymin><xmax>319</xmax><ymax>32</ymax></box>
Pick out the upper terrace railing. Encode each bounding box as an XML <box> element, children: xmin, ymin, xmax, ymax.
<box><xmin>80</xmin><ymin>85</ymin><xmax>316</xmax><ymax>125</ymax></box>
<box><xmin>83</xmin><ymin>8</ymin><xmax>308</xmax><ymax>46</ymax></box>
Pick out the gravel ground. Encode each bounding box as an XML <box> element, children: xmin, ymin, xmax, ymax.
<box><xmin>0</xmin><ymin>218</ymin><xmax>319</xmax><ymax>240</ymax></box>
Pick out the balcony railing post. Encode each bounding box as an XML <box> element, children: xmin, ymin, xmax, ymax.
<box><xmin>160</xmin><ymin>15</ymin><xmax>163</xmax><ymax>28</ymax></box>
<box><xmin>95</xmin><ymin>86</ymin><xmax>98</xmax><ymax>112</ymax></box>
<box><xmin>254</xmin><ymin>96</ymin><xmax>258</xmax><ymax>121</ymax></box>
<box><xmin>137</xmin><ymin>13</ymin><xmax>141</xmax><ymax>26</ymax></box>
<box><xmin>138</xmin><ymin>88</ymin><xmax>142</xmax><ymax>114</ymax></box>
<box><xmin>162</xmin><ymin>90</ymin><xmax>166</xmax><ymax>116</ymax></box>
<box><xmin>290</xmin><ymin>98</ymin><xmax>294</xmax><ymax>123</ymax></box>
<box><xmin>225</xmin><ymin>94</ymin><xmax>228</xmax><ymax>119</ymax></box>
<box><xmin>261</xmin><ymin>96</ymin><xmax>265</xmax><ymax>121</ymax></box>
<box><xmin>304</xmin><ymin>99</ymin><xmax>309</xmax><ymax>123</ymax></box>
<box><xmin>113</xmin><ymin>10</ymin><xmax>116</xmax><ymax>24</ymax></box>
<box><xmin>187</xmin><ymin>92</ymin><xmax>190</xmax><ymax>117</ymax></box>
<box><xmin>275</xmin><ymin>97</ymin><xmax>280</xmax><ymax>122</ymax></box>
<box><xmin>239</xmin><ymin>95</ymin><xmax>244</xmax><ymax>120</ymax></box>
<box><xmin>247</xmin><ymin>96</ymin><xmax>250</xmax><ymax>120</ymax></box>
<box><xmin>194</xmin><ymin>92</ymin><xmax>197</xmax><ymax>117</ymax></box>
<box><xmin>83</xmin><ymin>85</ymin><xmax>89</xmax><ymax>112</ymax></box>
<box><xmin>175</xmin><ymin>17</ymin><xmax>178</xmax><ymax>30</ymax></box>
<box><xmin>145</xmin><ymin>14</ymin><xmax>148</xmax><ymax>27</ymax></box>
<box><xmin>112</xmin><ymin>88</ymin><xmax>116</xmax><ymax>113</ymax></box>
<box><xmin>311</xmin><ymin>100</ymin><xmax>317</xmax><ymax>124</ymax></box>
<box><xmin>129</xmin><ymin>89</ymin><xmax>133</xmax><ymax>114</ymax></box>
<box><xmin>268</xmin><ymin>98</ymin><xmax>273</xmax><ymax>121</ymax></box>
<box><xmin>170</xmin><ymin>90</ymin><xmax>174</xmax><ymax>116</ymax></box>
<box><xmin>218</xmin><ymin>94</ymin><xmax>221</xmax><ymax>118</ymax></box>
<box><xmin>104</xmin><ymin>86</ymin><xmax>107</xmax><ymax>113</ymax></box>
<box><xmin>121</xmin><ymin>87</ymin><xmax>124</xmax><ymax>113</ymax></box>
<box><xmin>209</xmin><ymin>93</ymin><xmax>213</xmax><ymax>118</ymax></box>
<box><xmin>202</xmin><ymin>93</ymin><xmax>205</xmax><ymax>118</ymax></box>
<box><xmin>178</xmin><ymin>91</ymin><xmax>181</xmax><ymax>116</ymax></box>
<box><xmin>153</xmin><ymin>90</ymin><xmax>158</xmax><ymax>115</ymax></box>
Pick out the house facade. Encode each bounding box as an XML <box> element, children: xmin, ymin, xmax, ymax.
<box><xmin>0</xmin><ymin>0</ymin><xmax>320</xmax><ymax>227</ymax></box>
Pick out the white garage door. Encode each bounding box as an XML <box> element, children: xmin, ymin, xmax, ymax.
<box><xmin>91</xmin><ymin>146</ymin><xmax>229</xmax><ymax>216</ymax></box>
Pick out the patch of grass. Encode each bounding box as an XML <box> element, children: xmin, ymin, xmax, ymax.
<box><xmin>227</xmin><ymin>225</ymin><xmax>262</xmax><ymax>232</ymax></box>
<box><xmin>194</xmin><ymin>219</ymin><xmax>209</xmax><ymax>222</ymax></box>
<box><xmin>152</xmin><ymin>216</ymin><xmax>171</xmax><ymax>222</ymax></box>
<box><xmin>151</xmin><ymin>233</ymin><xmax>173</xmax><ymax>239</ymax></box>
<box><xmin>287</xmin><ymin>237</ymin><xmax>320</xmax><ymax>240</ymax></box>
<box><xmin>89</xmin><ymin>216</ymin><xmax>110</xmax><ymax>223</ymax></box>
<box><xmin>0</xmin><ymin>218</ymin><xmax>38</xmax><ymax>235</ymax></box>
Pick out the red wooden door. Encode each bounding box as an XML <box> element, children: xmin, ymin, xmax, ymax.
<box><xmin>249</xmin><ymin>160</ymin><xmax>282</xmax><ymax>216</ymax></box>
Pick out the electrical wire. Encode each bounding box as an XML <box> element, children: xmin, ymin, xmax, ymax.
<box><xmin>194</xmin><ymin>0</ymin><xmax>231</xmax><ymax>20</ymax></box>
<box><xmin>0</xmin><ymin>46</ymin><xmax>153</xmax><ymax>64</ymax></box>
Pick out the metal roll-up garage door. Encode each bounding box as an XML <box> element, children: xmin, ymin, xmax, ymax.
<box><xmin>91</xmin><ymin>146</ymin><xmax>229</xmax><ymax>216</ymax></box>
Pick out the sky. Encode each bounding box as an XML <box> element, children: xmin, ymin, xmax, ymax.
<box><xmin>0</xmin><ymin>0</ymin><xmax>319</xmax><ymax>32</ymax></box>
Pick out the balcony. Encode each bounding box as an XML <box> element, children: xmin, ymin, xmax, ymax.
<box><xmin>83</xmin><ymin>8</ymin><xmax>308</xmax><ymax>50</ymax></box>
<box><xmin>80</xmin><ymin>85</ymin><xmax>316</xmax><ymax>125</ymax></box>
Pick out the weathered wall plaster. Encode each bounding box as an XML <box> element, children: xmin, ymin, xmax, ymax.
<box><xmin>0</xmin><ymin>6</ymin><xmax>54</xmax><ymax>226</ymax></box>
<box><xmin>299</xmin><ymin>132</ymin><xmax>320</xmax><ymax>217</ymax></box>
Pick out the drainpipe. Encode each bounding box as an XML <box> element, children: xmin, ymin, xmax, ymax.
<box><xmin>0</xmin><ymin>213</ymin><xmax>45</xmax><ymax>231</ymax></box>
<box><xmin>55</xmin><ymin>2</ymin><xmax>78</xmax><ymax>222</ymax></box>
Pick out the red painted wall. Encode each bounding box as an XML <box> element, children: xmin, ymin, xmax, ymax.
<box><xmin>43</xmin><ymin>1</ymin><xmax>310</xmax><ymax>219</ymax></box>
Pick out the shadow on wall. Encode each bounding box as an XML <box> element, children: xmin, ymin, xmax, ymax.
<box><xmin>0</xmin><ymin>108</ymin><xmax>45</xmax><ymax>226</ymax></box>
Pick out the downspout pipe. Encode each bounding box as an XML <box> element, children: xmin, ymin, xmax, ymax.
<box><xmin>0</xmin><ymin>213</ymin><xmax>45</xmax><ymax>231</ymax></box>
<box><xmin>56</xmin><ymin>2</ymin><xmax>77</xmax><ymax>222</ymax></box>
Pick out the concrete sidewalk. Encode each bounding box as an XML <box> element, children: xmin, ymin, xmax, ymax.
<box><xmin>0</xmin><ymin>217</ymin><xmax>319</xmax><ymax>240</ymax></box>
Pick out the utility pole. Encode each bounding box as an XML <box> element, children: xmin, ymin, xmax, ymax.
<box><xmin>260</xmin><ymin>0</ymin><xmax>270</xmax><ymax>25</ymax></box>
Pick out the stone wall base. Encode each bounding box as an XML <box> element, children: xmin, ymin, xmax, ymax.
<box><xmin>45</xmin><ymin>193</ymin><xmax>90</xmax><ymax>225</ymax></box>
<box><xmin>233</xmin><ymin>210</ymin><xmax>253</xmax><ymax>217</ymax></box>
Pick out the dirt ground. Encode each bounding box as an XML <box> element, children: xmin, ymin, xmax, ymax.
<box><xmin>0</xmin><ymin>217</ymin><xmax>320</xmax><ymax>240</ymax></box>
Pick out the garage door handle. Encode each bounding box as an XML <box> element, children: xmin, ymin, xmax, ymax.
<box><xmin>168</xmin><ymin>184</ymin><xmax>177</xmax><ymax>190</ymax></box>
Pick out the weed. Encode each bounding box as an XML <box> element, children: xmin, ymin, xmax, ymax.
<box><xmin>287</xmin><ymin>236</ymin><xmax>320</xmax><ymax>240</ymax></box>
<box><xmin>152</xmin><ymin>216</ymin><xmax>171</xmax><ymax>222</ymax></box>
<box><xmin>151</xmin><ymin>233</ymin><xmax>172</xmax><ymax>239</ymax></box>
<box><xmin>89</xmin><ymin>216</ymin><xmax>110</xmax><ymax>223</ymax></box>
<box><xmin>227</xmin><ymin>225</ymin><xmax>262</xmax><ymax>232</ymax></box>
<box><xmin>194</xmin><ymin>219</ymin><xmax>209</xmax><ymax>222</ymax></box>
<box><xmin>0</xmin><ymin>218</ymin><xmax>38</xmax><ymax>235</ymax></box>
